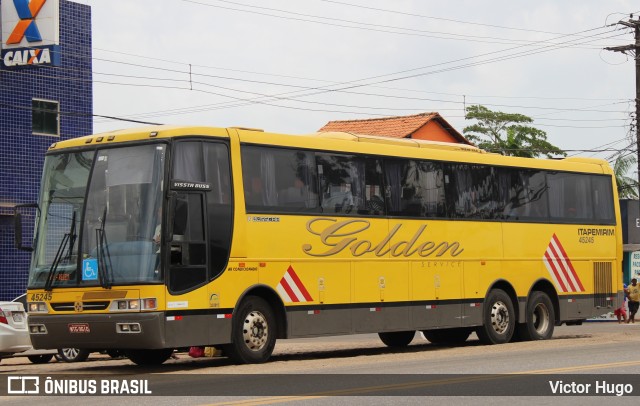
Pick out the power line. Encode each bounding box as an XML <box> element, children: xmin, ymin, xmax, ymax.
<box><xmin>179</xmin><ymin>0</ymin><xmax>625</xmax><ymax>48</ymax></box>
<box><xmin>5</xmin><ymin>58</ymin><xmax>632</xmax><ymax>121</ymax></box>
<box><xmin>318</xmin><ymin>0</ymin><xmax>624</xmax><ymax>37</ymax></box>
<box><xmin>171</xmin><ymin>29</ymin><xmax>626</xmax><ymax>113</ymax></box>
<box><xmin>3</xmin><ymin>17</ymin><xmax>624</xmax><ymax>111</ymax></box>
<box><xmin>604</xmin><ymin>16</ymin><xmax>640</xmax><ymax>189</ymax></box>
<box><xmin>97</xmin><ymin>27</ymin><xmax>623</xmax><ymax>116</ymax></box>
<box><xmin>0</xmin><ymin>101</ymin><xmax>161</xmax><ymax>125</ymax></box>
<box><xmin>3</xmin><ymin>12</ymin><xmax>630</xmax><ymax>131</ymax></box>
<box><xmin>91</xmin><ymin>47</ymin><xmax>630</xmax><ymax>102</ymax></box>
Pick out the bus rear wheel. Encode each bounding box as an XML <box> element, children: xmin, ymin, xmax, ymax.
<box><xmin>515</xmin><ymin>291</ymin><xmax>555</xmax><ymax>341</ymax></box>
<box><xmin>223</xmin><ymin>296</ymin><xmax>276</xmax><ymax>364</ymax></box>
<box><xmin>422</xmin><ymin>328</ymin><xmax>471</xmax><ymax>345</ymax></box>
<box><xmin>378</xmin><ymin>331</ymin><xmax>415</xmax><ymax>347</ymax></box>
<box><xmin>476</xmin><ymin>289</ymin><xmax>515</xmax><ymax>344</ymax></box>
<box><xmin>126</xmin><ymin>349</ymin><xmax>174</xmax><ymax>366</ymax></box>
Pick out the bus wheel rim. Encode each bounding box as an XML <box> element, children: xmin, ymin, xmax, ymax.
<box><xmin>490</xmin><ymin>301</ymin><xmax>510</xmax><ymax>334</ymax></box>
<box><xmin>242</xmin><ymin>310</ymin><xmax>268</xmax><ymax>351</ymax></box>
<box><xmin>533</xmin><ymin>303</ymin><xmax>550</xmax><ymax>334</ymax></box>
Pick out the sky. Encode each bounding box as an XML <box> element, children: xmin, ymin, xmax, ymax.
<box><xmin>87</xmin><ymin>0</ymin><xmax>638</xmax><ymax>166</ymax></box>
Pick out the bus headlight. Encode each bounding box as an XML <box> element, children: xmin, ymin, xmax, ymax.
<box><xmin>28</xmin><ymin>302</ymin><xmax>48</xmax><ymax>313</ymax></box>
<box><xmin>128</xmin><ymin>300</ymin><xmax>140</xmax><ymax>310</ymax></box>
<box><xmin>110</xmin><ymin>298</ymin><xmax>157</xmax><ymax>312</ymax></box>
<box><xmin>111</xmin><ymin>299</ymin><xmax>139</xmax><ymax>311</ymax></box>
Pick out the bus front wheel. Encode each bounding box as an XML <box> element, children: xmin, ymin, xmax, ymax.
<box><xmin>423</xmin><ymin>328</ymin><xmax>471</xmax><ymax>345</ymax></box>
<box><xmin>515</xmin><ymin>291</ymin><xmax>555</xmax><ymax>341</ymax></box>
<box><xmin>126</xmin><ymin>349</ymin><xmax>174</xmax><ymax>366</ymax></box>
<box><xmin>378</xmin><ymin>331</ymin><xmax>415</xmax><ymax>347</ymax></box>
<box><xmin>28</xmin><ymin>354</ymin><xmax>54</xmax><ymax>364</ymax></box>
<box><xmin>476</xmin><ymin>289</ymin><xmax>515</xmax><ymax>344</ymax></box>
<box><xmin>223</xmin><ymin>296</ymin><xmax>276</xmax><ymax>364</ymax></box>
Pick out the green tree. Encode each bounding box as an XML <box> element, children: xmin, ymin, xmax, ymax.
<box><xmin>463</xmin><ymin>105</ymin><xmax>565</xmax><ymax>159</ymax></box>
<box><xmin>613</xmin><ymin>153</ymin><xmax>638</xmax><ymax>198</ymax></box>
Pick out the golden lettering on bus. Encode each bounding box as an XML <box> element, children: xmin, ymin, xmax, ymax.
<box><xmin>302</xmin><ymin>218</ymin><xmax>464</xmax><ymax>258</ymax></box>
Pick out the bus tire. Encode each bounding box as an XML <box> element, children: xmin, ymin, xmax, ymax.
<box><xmin>476</xmin><ymin>289</ymin><xmax>515</xmax><ymax>344</ymax></box>
<box><xmin>106</xmin><ymin>349</ymin><xmax>124</xmax><ymax>358</ymax></box>
<box><xmin>223</xmin><ymin>296</ymin><xmax>276</xmax><ymax>364</ymax></box>
<box><xmin>423</xmin><ymin>328</ymin><xmax>471</xmax><ymax>345</ymax></box>
<box><xmin>28</xmin><ymin>354</ymin><xmax>54</xmax><ymax>364</ymax></box>
<box><xmin>378</xmin><ymin>331</ymin><xmax>415</xmax><ymax>347</ymax></box>
<box><xmin>515</xmin><ymin>291</ymin><xmax>555</xmax><ymax>341</ymax></box>
<box><xmin>126</xmin><ymin>349</ymin><xmax>174</xmax><ymax>366</ymax></box>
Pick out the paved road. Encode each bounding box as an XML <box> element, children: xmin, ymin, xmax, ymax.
<box><xmin>1</xmin><ymin>322</ymin><xmax>639</xmax><ymax>405</ymax></box>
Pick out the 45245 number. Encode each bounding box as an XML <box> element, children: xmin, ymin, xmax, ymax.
<box><xmin>30</xmin><ymin>292</ymin><xmax>52</xmax><ymax>301</ymax></box>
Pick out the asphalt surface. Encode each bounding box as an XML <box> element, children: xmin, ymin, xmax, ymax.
<box><xmin>1</xmin><ymin>322</ymin><xmax>639</xmax><ymax>405</ymax></box>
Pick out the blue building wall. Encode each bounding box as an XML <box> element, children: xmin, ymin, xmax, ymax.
<box><xmin>0</xmin><ymin>0</ymin><xmax>92</xmax><ymax>300</ymax></box>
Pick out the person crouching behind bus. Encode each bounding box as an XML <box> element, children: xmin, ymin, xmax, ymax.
<box><xmin>614</xmin><ymin>284</ymin><xmax>628</xmax><ymax>324</ymax></box>
<box><xmin>626</xmin><ymin>279</ymin><xmax>640</xmax><ymax>324</ymax></box>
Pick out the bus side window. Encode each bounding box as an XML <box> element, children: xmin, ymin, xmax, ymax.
<box><xmin>591</xmin><ymin>175</ymin><xmax>615</xmax><ymax>224</ymax></box>
<box><xmin>548</xmin><ymin>172</ymin><xmax>593</xmax><ymax>222</ymax></box>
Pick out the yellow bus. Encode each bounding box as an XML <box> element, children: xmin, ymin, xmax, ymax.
<box><xmin>16</xmin><ymin>125</ymin><xmax>622</xmax><ymax>365</ymax></box>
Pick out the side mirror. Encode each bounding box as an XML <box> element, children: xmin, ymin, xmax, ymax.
<box><xmin>13</xmin><ymin>203</ymin><xmax>38</xmax><ymax>252</ymax></box>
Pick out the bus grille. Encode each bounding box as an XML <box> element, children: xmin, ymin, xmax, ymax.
<box><xmin>50</xmin><ymin>301</ymin><xmax>110</xmax><ymax>311</ymax></box>
<box><xmin>593</xmin><ymin>262</ymin><xmax>612</xmax><ymax>308</ymax></box>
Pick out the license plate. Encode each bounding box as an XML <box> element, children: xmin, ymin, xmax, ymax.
<box><xmin>68</xmin><ymin>323</ymin><xmax>90</xmax><ymax>333</ymax></box>
<box><xmin>12</xmin><ymin>312</ymin><xmax>23</xmax><ymax>323</ymax></box>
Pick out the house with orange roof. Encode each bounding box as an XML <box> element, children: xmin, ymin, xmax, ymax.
<box><xmin>318</xmin><ymin>112</ymin><xmax>472</xmax><ymax>145</ymax></box>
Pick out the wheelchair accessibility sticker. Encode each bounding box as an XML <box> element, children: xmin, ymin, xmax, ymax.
<box><xmin>82</xmin><ymin>259</ymin><xmax>98</xmax><ymax>281</ymax></box>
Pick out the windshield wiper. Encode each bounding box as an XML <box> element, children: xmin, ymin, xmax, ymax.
<box><xmin>65</xmin><ymin>211</ymin><xmax>77</xmax><ymax>261</ymax></box>
<box><xmin>44</xmin><ymin>210</ymin><xmax>76</xmax><ymax>291</ymax></box>
<box><xmin>95</xmin><ymin>207</ymin><xmax>113</xmax><ymax>289</ymax></box>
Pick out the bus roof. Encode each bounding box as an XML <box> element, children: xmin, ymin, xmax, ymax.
<box><xmin>47</xmin><ymin>125</ymin><xmax>612</xmax><ymax>175</ymax></box>
<box><xmin>47</xmin><ymin>125</ymin><xmax>230</xmax><ymax>150</ymax></box>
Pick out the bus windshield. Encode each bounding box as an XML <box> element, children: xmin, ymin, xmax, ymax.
<box><xmin>29</xmin><ymin>144</ymin><xmax>167</xmax><ymax>288</ymax></box>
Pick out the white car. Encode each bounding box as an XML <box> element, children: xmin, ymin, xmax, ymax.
<box><xmin>0</xmin><ymin>301</ymin><xmax>32</xmax><ymax>363</ymax></box>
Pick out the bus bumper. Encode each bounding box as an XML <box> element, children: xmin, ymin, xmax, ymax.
<box><xmin>28</xmin><ymin>312</ymin><xmax>168</xmax><ymax>350</ymax></box>
<box><xmin>28</xmin><ymin>311</ymin><xmax>234</xmax><ymax>350</ymax></box>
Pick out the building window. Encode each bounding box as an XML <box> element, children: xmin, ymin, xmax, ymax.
<box><xmin>32</xmin><ymin>99</ymin><xmax>59</xmax><ymax>136</ymax></box>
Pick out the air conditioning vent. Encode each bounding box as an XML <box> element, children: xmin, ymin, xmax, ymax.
<box><xmin>593</xmin><ymin>262</ymin><xmax>612</xmax><ymax>308</ymax></box>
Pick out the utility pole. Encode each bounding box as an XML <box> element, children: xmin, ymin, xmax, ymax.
<box><xmin>605</xmin><ymin>16</ymin><xmax>640</xmax><ymax>195</ymax></box>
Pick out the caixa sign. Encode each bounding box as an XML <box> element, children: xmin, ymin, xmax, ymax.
<box><xmin>1</xmin><ymin>0</ymin><xmax>61</xmax><ymax>68</ymax></box>
<box><xmin>2</xmin><ymin>45</ymin><xmax>60</xmax><ymax>67</ymax></box>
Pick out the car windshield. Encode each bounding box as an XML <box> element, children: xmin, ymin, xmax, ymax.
<box><xmin>28</xmin><ymin>144</ymin><xmax>166</xmax><ymax>288</ymax></box>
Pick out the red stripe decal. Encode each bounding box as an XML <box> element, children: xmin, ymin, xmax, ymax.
<box><xmin>547</xmin><ymin>242</ymin><xmax>576</xmax><ymax>292</ymax></box>
<box><xmin>552</xmin><ymin>234</ymin><xmax>584</xmax><ymax>291</ymax></box>
<box><xmin>286</xmin><ymin>266</ymin><xmax>313</xmax><ymax>301</ymax></box>
<box><xmin>544</xmin><ymin>251</ymin><xmax>567</xmax><ymax>292</ymax></box>
<box><xmin>280</xmin><ymin>277</ymin><xmax>299</xmax><ymax>302</ymax></box>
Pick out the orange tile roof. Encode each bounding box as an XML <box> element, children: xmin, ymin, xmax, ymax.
<box><xmin>318</xmin><ymin>112</ymin><xmax>470</xmax><ymax>144</ymax></box>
